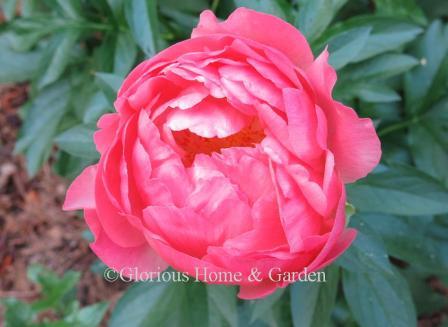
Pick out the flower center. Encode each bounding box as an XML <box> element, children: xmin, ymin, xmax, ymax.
<box><xmin>173</xmin><ymin>118</ymin><xmax>265</xmax><ymax>166</ymax></box>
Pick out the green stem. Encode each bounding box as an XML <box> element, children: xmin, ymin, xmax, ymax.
<box><xmin>377</xmin><ymin>116</ymin><xmax>420</xmax><ymax>137</ymax></box>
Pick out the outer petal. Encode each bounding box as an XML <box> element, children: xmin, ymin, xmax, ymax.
<box><xmin>63</xmin><ymin>165</ymin><xmax>97</xmax><ymax>210</ymax></box>
<box><xmin>306</xmin><ymin>50</ymin><xmax>381</xmax><ymax>182</ymax></box>
<box><xmin>85</xmin><ymin>210</ymin><xmax>167</xmax><ymax>275</ymax></box>
<box><xmin>192</xmin><ymin>8</ymin><xmax>314</xmax><ymax>68</ymax></box>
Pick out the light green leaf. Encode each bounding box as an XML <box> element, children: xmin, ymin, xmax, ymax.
<box><xmin>15</xmin><ymin>81</ymin><xmax>71</xmax><ymax>176</ymax></box>
<box><xmin>65</xmin><ymin>302</ymin><xmax>108</xmax><ymax>327</ymax></box>
<box><xmin>296</xmin><ymin>0</ymin><xmax>348</xmax><ymax>41</ymax></box>
<box><xmin>55</xmin><ymin>124</ymin><xmax>99</xmax><ymax>159</ymax></box>
<box><xmin>346</xmin><ymin>164</ymin><xmax>448</xmax><ymax>215</ymax></box>
<box><xmin>290</xmin><ymin>266</ymin><xmax>339</xmax><ymax>327</ymax></box>
<box><xmin>1</xmin><ymin>0</ymin><xmax>17</xmax><ymax>21</ymax></box>
<box><xmin>114</xmin><ymin>31</ymin><xmax>138</xmax><ymax>75</ymax></box>
<box><xmin>95</xmin><ymin>72</ymin><xmax>123</xmax><ymax>104</ymax></box>
<box><xmin>125</xmin><ymin>0</ymin><xmax>162</xmax><ymax>57</ymax></box>
<box><xmin>315</xmin><ymin>16</ymin><xmax>422</xmax><ymax>62</ymax></box>
<box><xmin>37</xmin><ymin>31</ymin><xmax>81</xmax><ymax>89</ymax></box>
<box><xmin>250</xmin><ymin>288</ymin><xmax>285</xmax><ymax>323</ymax></box>
<box><xmin>0</xmin><ymin>33</ymin><xmax>42</xmax><ymax>83</ymax></box>
<box><xmin>207</xmin><ymin>285</ymin><xmax>238</xmax><ymax>327</ymax></box>
<box><xmin>342</xmin><ymin>53</ymin><xmax>419</xmax><ymax>81</ymax></box>
<box><xmin>326</xmin><ymin>27</ymin><xmax>371</xmax><ymax>70</ymax></box>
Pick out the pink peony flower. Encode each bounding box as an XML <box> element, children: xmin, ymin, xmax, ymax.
<box><xmin>64</xmin><ymin>8</ymin><xmax>381</xmax><ymax>299</ymax></box>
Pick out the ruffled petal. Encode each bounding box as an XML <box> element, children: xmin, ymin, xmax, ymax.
<box><xmin>192</xmin><ymin>8</ymin><xmax>314</xmax><ymax>68</ymax></box>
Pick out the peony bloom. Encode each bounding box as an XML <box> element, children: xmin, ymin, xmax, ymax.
<box><xmin>64</xmin><ymin>8</ymin><xmax>380</xmax><ymax>299</ymax></box>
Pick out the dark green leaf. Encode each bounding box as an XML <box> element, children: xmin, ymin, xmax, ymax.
<box><xmin>362</xmin><ymin>214</ymin><xmax>448</xmax><ymax>273</ymax></box>
<box><xmin>343</xmin><ymin>266</ymin><xmax>417</xmax><ymax>327</ymax></box>
<box><xmin>347</xmin><ymin>164</ymin><xmax>448</xmax><ymax>215</ymax></box>
<box><xmin>374</xmin><ymin>0</ymin><xmax>427</xmax><ymax>25</ymax></box>
<box><xmin>409</xmin><ymin>97</ymin><xmax>448</xmax><ymax>185</ymax></box>
<box><xmin>405</xmin><ymin>20</ymin><xmax>448</xmax><ymax>115</ymax></box>
<box><xmin>337</xmin><ymin>216</ymin><xmax>392</xmax><ymax>274</ymax></box>
<box><xmin>234</xmin><ymin>0</ymin><xmax>289</xmax><ymax>20</ymax></box>
<box><xmin>290</xmin><ymin>266</ymin><xmax>339</xmax><ymax>327</ymax></box>
<box><xmin>55</xmin><ymin>124</ymin><xmax>99</xmax><ymax>159</ymax></box>
<box><xmin>109</xmin><ymin>281</ymin><xmax>208</xmax><ymax>327</ymax></box>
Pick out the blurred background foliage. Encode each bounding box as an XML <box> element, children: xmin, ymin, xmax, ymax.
<box><xmin>1</xmin><ymin>0</ymin><xmax>448</xmax><ymax>326</ymax></box>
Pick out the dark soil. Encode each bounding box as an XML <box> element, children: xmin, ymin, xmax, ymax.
<box><xmin>0</xmin><ymin>84</ymin><xmax>125</xmax><ymax>325</ymax></box>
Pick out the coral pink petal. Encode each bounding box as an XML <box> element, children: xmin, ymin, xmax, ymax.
<box><xmin>95</xmin><ymin>168</ymin><xmax>146</xmax><ymax>248</ymax></box>
<box><xmin>63</xmin><ymin>165</ymin><xmax>97</xmax><ymax>210</ymax></box>
<box><xmin>85</xmin><ymin>210</ymin><xmax>167</xmax><ymax>275</ymax></box>
<box><xmin>192</xmin><ymin>8</ymin><xmax>313</xmax><ymax>68</ymax></box>
<box><xmin>238</xmin><ymin>280</ymin><xmax>278</xmax><ymax>299</ymax></box>
<box><xmin>306</xmin><ymin>50</ymin><xmax>381</xmax><ymax>182</ymax></box>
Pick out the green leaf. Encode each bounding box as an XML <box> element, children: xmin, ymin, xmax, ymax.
<box><xmin>361</xmin><ymin>214</ymin><xmax>448</xmax><ymax>273</ymax></box>
<box><xmin>341</xmin><ymin>53</ymin><xmax>419</xmax><ymax>81</ymax></box>
<box><xmin>15</xmin><ymin>81</ymin><xmax>71</xmax><ymax>176</ymax></box>
<box><xmin>0</xmin><ymin>33</ymin><xmax>42</xmax><ymax>83</ymax></box>
<box><xmin>325</xmin><ymin>27</ymin><xmax>371</xmax><ymax>70</ymax></box>
<box><xmin>250</xmin><ymin>288</ymin><xmax>285</xmax><ymax>323</ymax></box>
<box><xmin>125</xmin><ymin>0</ymin><xmax>162</xmax><ymax>57</ymax></box>
<box><xmin>1</xmin><ymin>298</ymin><xmax>33</xmax><ymax>327</ymax></box>
<box><xmin>55</xmin><ymin>0</ymin><xmax>83</xmax><ymax>19</ymax></box>
<box><xmin>355</xmin><ymin>83</ymin><xmax>400</xmax><ymax>103</ymax></box>
<box><xmin>109</xmin><ymin>281</ymin><xmax>208</xmax><ymax>327</ymax></box>
<box><xmin>374</xmin><ymin>0</ymin><xmax>427</xmax><ymax>25</ymax></box>
<box><xmin>337</xmin><ymin>216</ymin><xmax>392</xmax><ymax>275</ymax></box>
<box><xmin>336</xmin><ymin>82</ymin><xmax>400</xmax><ymax>103</ymax></box>
<box><xmin>346</xmin><ymin>164</ymin><xmax>448</xmax><ymax>215</ymax></box>
<box><xmin>342</xmin><ymin>266</ymin><xmax>417</xmax><ymax>327</ymax></box>
<box><xmin>315</xmin><ymin>16</ymin><xmax>422</xmax><ymax>62</ymax></box>
<box><xmin>207</xmin><ymin>285</ymin><xmax>238</xmax><ymax>327</ymax></box>
<box><xmin>1</xmin><ymin>0</ymin><xmax>17</xmax><ymax>21</ymax></box>
<box><xmin>234</xmin><ymin>0</ymin><xmax>289</xmax><ymax>20</ymax></box>
<box><xmin>404</xmin><ymin>20</ymin><xmax>448</xmax><ymax>115</ymax></box>
<box><xmin>290</xmin><ymin>266</ymin><xmax>339</xmax><ymax>327</ymax></box>
<box><xmin>27</xmin><ymin>264</ymin><xmax>80</xmax><ymax>312</ymax></box>
<box><xmin>83</xmin><ymin>91</ymin><xmax>111</xmax><ymax>124</ymax></box>
<box><xmin>64</xmin><ymin>302</ymin><xmax>108</xmax><ymax>327</ymax></box>
<box><xmin>114</xmin><ymin>31</ymin><xmax>138</xmax><ymax>76</ymax></box>
<box><xmin>95</xmin><ymin>72</ymin><xmax>123</xmax><ymax>104</ymax></box>
<box><xmin>296</xmin><ymin>0</ymin><xmax>348</xmax><ymax>41</ymax></box>
<box><xmin>409</xmin><ymin>97</ymin><xmax>448</xmax><ymax>185</ymax></box>
<box><xmin>37</xmin><ymin>31</ymin><xmax>81</xmax><ymax>89</ymax></box>
<box><xmin>55</xmin><ymin>124</ymin><xmax>99</xmax><ymax>159</ymax></box>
